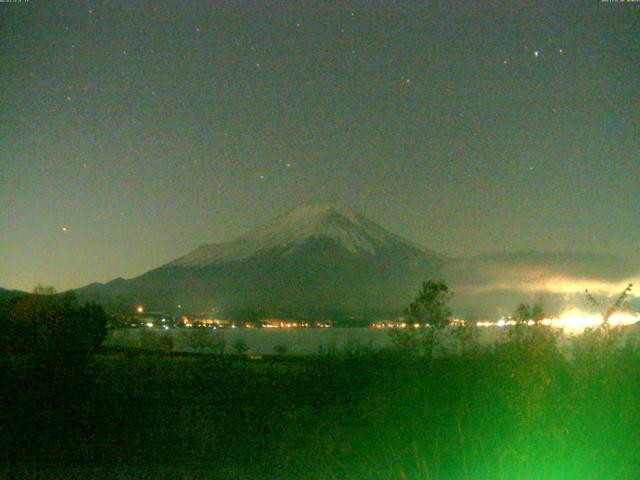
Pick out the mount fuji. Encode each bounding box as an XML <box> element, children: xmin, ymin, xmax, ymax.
<box><xmin>77</xmin><ymin>203</ymin><xmax>446</xmax><ymax>318</ymax></box>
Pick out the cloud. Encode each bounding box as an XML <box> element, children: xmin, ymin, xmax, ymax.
<box><xmin>443</xmin><ymin>251</ymin><xmax>638</xmax><ymax>318</ymax></box>
<box><xmin>464</xmin><ymin>276</ymin><xmax>637</xmax><ymax>296</ymax></box>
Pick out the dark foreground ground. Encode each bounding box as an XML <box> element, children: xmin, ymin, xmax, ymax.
<box><xmin>2</xmin><ymin>336</ymin><xmax>640</xmax><ymax>480</ymax></box>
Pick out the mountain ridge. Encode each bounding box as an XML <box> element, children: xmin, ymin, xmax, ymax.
<box><xmin>166</xmin><ymin>202</ymin><xmax>443</xmax><ymax>269</ymax></box>
<box><xmin>76</xmin><ymin>202</ymin><xmax>445</xmax><ymax>317</ymax></box>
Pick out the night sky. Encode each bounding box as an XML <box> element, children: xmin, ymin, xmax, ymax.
<box><xmin>1</xmin><ymin>0</ymin><xmax>638</xmax><ymax>292</ymax></box>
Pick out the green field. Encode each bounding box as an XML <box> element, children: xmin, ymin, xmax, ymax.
<box><xmin>3</xmin><ymin>332</ymin><xmax>640</xmax><ymax>480</ymax></box>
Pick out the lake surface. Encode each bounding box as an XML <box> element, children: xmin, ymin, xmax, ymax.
<box><xmin>104</xmin><ymin>326</ymin><xmax>509</xmax><ymax>355</ymax></box>
<box><xmin>104</xmin><ymin>323</ymin><xmax>640</xmax><ymax>355</ymax></box>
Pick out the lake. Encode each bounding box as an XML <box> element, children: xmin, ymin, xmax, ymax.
<box><xmin>104</xmin><ymin>326</ymin><xmax>511</xmax><ymax>355</ymax></box>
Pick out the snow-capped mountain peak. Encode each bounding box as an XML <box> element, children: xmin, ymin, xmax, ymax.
<box><xmin>168</xmin><ymin>202</ymin><xmax>435</xmax><ymax>268</ymax></box>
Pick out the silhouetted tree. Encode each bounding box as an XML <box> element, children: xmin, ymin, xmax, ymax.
<box><xmin>0</xmin><ymin>292</ymin><xmax>108</xmax><ymax>363</ymax></box>
<box><xmin>582</xmin><ymin>283</ymin><xmax>634</xmax><ymax>352</ymax></box>
<box><xmin>586</xmin><ymin>283</ymin><xmax>633</xmax><ymax>327</ymax></box>
<box><xmin>509</xmin><ymin>302</ymin><xmax>547</xmax><ymax>340</ymax></box>
<box><xmin>406</xmin><ymin>279</ymin><xmax>453</xmax><ymax>329</ymax></box>
<box><xmin>33</xmin><ymin>284</ymin><xmax>57</xmax><ymax>295</ymax></box>
<box><xmin>514</xmin><ymin>303</ymin><xmax>531</xmax><ymax>325</ymax></box>
<box><xmin>390</xmin><ymin>279</ymin><xmax>453</xmax><ymax>357</ymax></box>
<box><xmin>531</xmin><ymin>303</ymin><xmax>545</xmax><ymax>325</ymax></box>
<box><xmin>451</xmin><ymin>314</ymin><xmax>480</xmax><ymax>354</ymax></box>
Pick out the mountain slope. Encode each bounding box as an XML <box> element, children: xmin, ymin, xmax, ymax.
<box><xmin>77</xmin><ymin>203</ymin><xmax>445</xmax><ymax>317</ymax></box>
<box><xmin>76</xmin><ymin>203</ymin><xmax>639</xmax><ymax>319</ymax></box>
<box><xmin>0</xmin><ymin>287</ymin><xmax>26</xmax><ymax>300</ymax></box>
<box><xmin>168</xmin><ymin>202</ymin><xmax>439</xmax><ymax>268</ymax></box>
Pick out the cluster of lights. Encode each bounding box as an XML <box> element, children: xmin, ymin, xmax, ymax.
<box><xmin>478</xmin><ymin>310</ymin><xmax>639</xmax><ymax>334</ymax></box>
<box><xmin>135</xmin><ymin>305</ymin><xmax>638</xmax><ymax>335</ymax></box>
<box><xmin>549</xmin><ymin>309</ymin><xmax>640</xmax><ymax>334</ymax></box>
<box><xmin>370</xmin><ymin>310</ymin><xmax>639</xmax><ymax>335</ymax></box>
<box><xmin>372</xmin><ymin>322</ymin><xmax>403</xmax><ymax>329</ymax></box>
<box><xmin>262</xmin><ymin>321</ymin><xmax>310</xmax><ymax>329</ymax></box>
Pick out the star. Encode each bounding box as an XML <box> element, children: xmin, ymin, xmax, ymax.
<box><xmin>62</xmin><ymin>226</ymin><xmax>69</xmax><ymax>233</ymax></box>
<box><xmin>534</xmin><ymin>50</ymin><xmax>540</xmax><ymax>58</ymax></box>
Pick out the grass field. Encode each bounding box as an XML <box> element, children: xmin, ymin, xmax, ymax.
<box><xmin>3</xmin><ymin>331</ymin><xmax>640</xmax><ymax>479</ymax></box>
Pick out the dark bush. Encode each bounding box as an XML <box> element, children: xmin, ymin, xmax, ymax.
<box><xmin>0</xmin><ymin>292</ymin><xmax>108</xmax><ymax>363</ymax></box>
